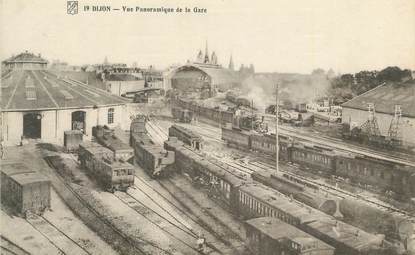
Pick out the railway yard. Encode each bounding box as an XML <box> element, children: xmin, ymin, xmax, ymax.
<box><xmin>2</xmin><ymin>101</ymin><xmax>415</xmax><ymax>255</ymax></box>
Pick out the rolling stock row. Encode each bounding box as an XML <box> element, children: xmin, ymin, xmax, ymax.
<box><xmin>220</xmin><ymin>126</ymin><xmax>415</xmax><ymax>197</ymax></box>
<box><xmin>163</xmin><ymin>137</ymin><xmax>395</xmax><ymax>255</ymax></box>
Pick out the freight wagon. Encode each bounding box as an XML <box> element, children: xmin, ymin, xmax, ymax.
<box><xmin>1</xmin><ymin>163</ymin><xmax>51</xmax><ymax>216</ymax></box>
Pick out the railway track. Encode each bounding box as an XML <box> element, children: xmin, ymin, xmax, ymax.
<box><xmin>279</xmin><ymin>125</ymin><xmax>415</xmax><ymax>167</ymax></box>
<box><xmin>147</xmin><ymin>118</ymin><xmax>248</xmax><ymax>180</ymax></box>
<box><xmin>246</xmin><ymin>160</ymin><xmax>414</xmax><ymax>218</ymax></box>
<box><xmin>113</xmin><ymin>191</ymin><xmax>207</xmax><ymax>255</ymax></box>
<box><xmin>44</xmin><ymin>157</ymin><xmax>167</xmax><ymax>255</ymax></box>
<box><xmin>0</xmin><ymin>236</ymin><xmax>31</xmax><ymax>255</ymax></box>
<box><xmin>133</xmin><ymin>176</ymin><xmax>238</xmax><ymax>254</ymax></box>
<box><xmin>159</xmin><ymin>178</ymin><xmax>247</xmax><ymax>254</ymax></box>
<box><xmin>25</xmin><ymin>214</ymin><xmax>92</xmax><ymax>255</ymax></box>
<box><xmin>180</xmin><ymin>123</ymin><xmax>225</xmax><ymax>144</ymax></box>
<box><xmin>180</xmin><ymin>145</ymin><xmax>249</xmax><ymax>180</ymax></box>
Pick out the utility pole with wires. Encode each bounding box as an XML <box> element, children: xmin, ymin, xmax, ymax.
<box><xmin>275</xmin><ymin>83</ymin><xmax>279</xmax><ymax>173</ymax></box>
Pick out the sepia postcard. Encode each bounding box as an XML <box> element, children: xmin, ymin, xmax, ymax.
<box><xmin>1</xmin><ymin>0</ymin><xmax>414</xmax><ymax>254</ymax></box>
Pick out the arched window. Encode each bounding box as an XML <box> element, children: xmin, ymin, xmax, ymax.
<box><xmin>108</xmin><ymin>108</ymin><xmax>114</xmax><ymax>124</ymax></box>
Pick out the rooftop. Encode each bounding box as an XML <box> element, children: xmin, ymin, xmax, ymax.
<box><xmin>342</xmin><ymin>81</ymin><xmax>415</xmax><ymax>118</ymax></box>
<box><xmin>246</xmin><ymin>217</ymin><xmax>334</xmax><ymax>251</ymax></box>
<box><xmin>1</xmin><ymin>70</ymin><xmax>128</xmax><ymax>111</ymax></box>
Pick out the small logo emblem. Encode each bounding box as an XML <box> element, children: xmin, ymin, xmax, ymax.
<box><xmin>67</xmin><ymin>1</ymin><xmax>78</xmax><ymax>15</ymax></box>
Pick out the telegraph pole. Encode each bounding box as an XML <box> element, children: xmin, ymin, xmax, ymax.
<box><xmin>275</xmin><ymin>83</ymin><xmax>279</xmax><ymax>173</ymax></box>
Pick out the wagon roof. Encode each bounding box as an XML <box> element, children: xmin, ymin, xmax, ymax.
<box><xmin>80</xmin><ymin>142</ymin><xmax>113</xmax><ymax>155</ymax></box>
<box><xmin>240</xmin><ymin>183</ymin><xmax>322</xmax><ymax>221</ymax></box>
<box><xmin>306</xmin><ymin>218</ymin><xmax>384</xmax><ymax>252</ymax></box>
<box><xmin>240</xmin><ymin>183</ymin><xmax>384</xmax><ymax>251</ymax></box>
<box><xmin>246</xmin><ymin>217</ymin><xmax>334</xmax><ymax>250</ymax></box>
<box><xmin>171</xmin><ymin>124</ymin><xmax>202</xmax><ymax>139</ymax></box>
<box><xmin>1</xmin><ymin>163</ymin><xmax>35</xmax><ymax>176</ymax></box>
<box><xmin>107</xmin><ymin>160</ymin><xmax>134</xmax><ymax>168</ymax></box>
<box><xmin>11</xmin><ymin>172</ymin><xmax>50</xmax><ymax>186</ymax></box>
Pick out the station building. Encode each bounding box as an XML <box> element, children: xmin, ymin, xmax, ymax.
<box><xmin>168</xmin><ymin>44</ymin><xmax>246</xmax><ymax>99</ymax></box>
<box><xmin>1</xmin><ymin>52</ymin><xmax>130</xmax><ymax>146</ymax></box>
<box><xmin>341</xmin><ymin>80</ymin><xmax>415</xmax><ymax>145</ymax></box>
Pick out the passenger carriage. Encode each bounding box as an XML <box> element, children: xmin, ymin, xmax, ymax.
<box><xmin>245</xmin><ymin>217</ymin><xmax>335</xmax><ymax>255</ymax></box>
<box><xmin>290</xmin><ymin>143</ymin><xmax>336</xmax><ymax>174</ymax></box>
<box><xmin>168</xmin><ymin>124</ymin><xmax>203</xmax><ymax>150</ymax></box>
<box><xmin>221</xmin><ymin>126</ymin><xmax>251</xmax><ymax>149</ymax></box>
<box><xmin>78</xmin><ymin>142</ymin><xmax>134</xmax><ymax>192</ymax></box>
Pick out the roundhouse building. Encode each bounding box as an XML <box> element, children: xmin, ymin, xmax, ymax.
<box><xmin>1</xmin><ymin>52</ymin><xmax>130</xmax><ymax>146</ymax></box>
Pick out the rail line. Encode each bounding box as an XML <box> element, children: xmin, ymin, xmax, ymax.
<box><xmin>133</xmin><ymin>176</ymin><xmax>234</xmax><ymax>254</ymax></box>
<box><xmin>113</xmin><ymin>192</ymin><xmax>206</xmax><ymax>255</ymax></box>
<box><xmin>180</xmin><ymin>144</ymin><xmax>249</xmax><ymax>180</ymax></box>
<box><xmin>26</xmin><ymin>214</ymin><xmax>92</xmax><ymax>255</ymax></box>
<box><xmin>44</xmin><ymin>157</ymin><xmax>169</xmax><ymax>255</ymax></box>
<box><xmin>278</xmin><ymin>126</ymin><xmax>415</xmax><ymax>167</ymax></box>
<box><xmin>0</xmin><ymin>236</ymin><xmax>31</xmax><ymax>255</ymax></box>
<box><xmin>146</xmin><ymin>118</ymin><xmax>248</xmax><ymax>180</ymax></box>
<box><xmin>160</xmin><ymin>178</ymin><xmax>247</xmax><ymax>254</ymax></box>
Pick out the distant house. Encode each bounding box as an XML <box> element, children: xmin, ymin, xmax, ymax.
<box><xmin>104</xmin><ymin>73</ymin><xmax>145</xmax><ymax>96</ymax></box>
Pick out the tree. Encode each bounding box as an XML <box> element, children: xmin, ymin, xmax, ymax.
<box><xmin>377</xmin><ymin>66</ymin><xmax>411</xmax><ymax>82</ymax></box>
<box><xmin>311</xmin><ymin>68</ymin><xmax>325</xmax><ymax>76</ymax></box>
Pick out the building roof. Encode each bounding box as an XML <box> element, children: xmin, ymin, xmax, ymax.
<box><xmin>246</xmin><ymin>217</ymin><xmax>334</xmax><ymax>252</ymax></box>
<box><xmin>1</xmin><ymin>70</ymin><xmax>128</xmax><ymax>111</ymax></box>
<box><xmin>342</xmin><ymin>81</ymin><xmax>415</xmax><ymax>118</ymax></box>
<box><xmin>2</xmin><ymin>51</ymin><xmax>48</xmax><ymax>64</ymax></box>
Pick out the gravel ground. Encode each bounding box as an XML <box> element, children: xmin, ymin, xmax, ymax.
<box><xmin>1</xmin><ymin>209</ymin><xmax>61</xmax><ymax>255</ymax></box>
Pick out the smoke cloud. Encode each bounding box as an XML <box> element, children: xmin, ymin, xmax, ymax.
<box><xmin>239</xmin><ymin>72</ymin><xmax>331</xmax><ymax>111</ymax></box>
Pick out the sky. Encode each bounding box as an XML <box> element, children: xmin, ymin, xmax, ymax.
<box><xmin>1</xmin><ymin>0</ymin><xmax>414</xmax><ymax>73</ymax></box>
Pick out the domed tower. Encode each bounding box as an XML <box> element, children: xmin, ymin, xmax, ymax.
<box><xmin>228</xmin><ymin>54</ymin><xmax>234</xmax><ymax>71</ymax></box>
